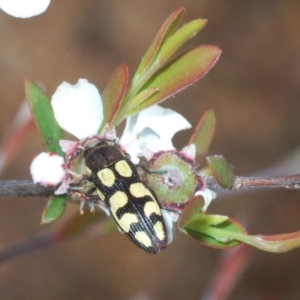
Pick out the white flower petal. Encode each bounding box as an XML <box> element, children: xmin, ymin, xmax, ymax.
<box><xmin>195</xmin><ymin>188</ymin><xmax>217</xmax><ymax>212</ymax></box>
<box><xmin>161</xmin><ymin>209</ymin><xmax>174</xmax><ymax>245</ymax></box>
<box><xmin>120</xmin><ymin>105</ymin><xmax>191</xmax><ymax>162</ymax></box>
<box><xmin>30</xmin><ymin>152</ymin><xmax>65</xmax><ymax>186</ymax></box>
<box><xmin>0</xmin><ymin>0</ymin><xmax>50</xmax><ymax>18</ymax></box>
<box><xmin>51</xmin><ymin>79</ymin><xmax>103</xmax><ymax>139</ymax></box>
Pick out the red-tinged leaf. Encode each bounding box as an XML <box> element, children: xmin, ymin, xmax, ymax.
<box><xmin>206</xmin><ymin>155</ymin><xmax>233</xmax><ymax>189</ymax></box>
<box><xmin>135</xmin><ymin>7</ymin><xmax>185</xmax><ymax>77</ymax></box>
<box><xmin>41</xmin><ymin>195</ymin><xmax>67</xmax><ymax>224</ymax></box>
<box><xmin>157</xmin><ymin>19</ymin><xmax>207</xmax><ymax>65</ymax></box>
<box><xmin>189</xmin><ymin>108</ymin><xmax>216</xmax><ymax>162</ymax></box>
<box><xmin>115</xmin><ymin>7</ymin><xmax>187</xmax><ymax>122</ymax></box>
<box><xmin>185</xmin><ymin>216</ymin><xmax>246</xmax><ymax>249</ymax></box>
<box><xmin>178</xmin><ymin>196</ymin><xmax>204</xmax><ymax>229</ymax></box>
<box><xmin>264</xmin><ymin>232</ymin><xmax>300</xmax><ymax>252</ymax></box>
<box><xmin>126</xmin><ymin>45</ymin><xmax>222</xmax><ymax>116</ymax></box>
<box><xmin>24</xmin><ymin>79</ymin><xmax>64</xmax><ymax>156</ymax></box>
<box><xmin>262</xmin><ymin>231</ymin><xmax>300</xmax><ymax>242</ymax></box>
<box><xmin>100</xmin><ymin>64</ymin><xmax>129</xmax><ymax>130</ymax></box>
<box><xmin>243</xmin><ymin>231</ymin><xmax>300</xmax><ymax>253</ymax></box>
<box><xmin>133</xmin><ymin>19</ymin><xmax>207</xmax><ymax>96</ymax></box>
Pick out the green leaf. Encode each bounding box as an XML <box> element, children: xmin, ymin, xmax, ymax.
<box><xmin>115</xmin><ymin>7</ymin><xmax>186</xmax><ymax>122</ymax></box>
<box><xmin>24</xmin><ymin>79</ymin><xmax>64</xmax><ymax>156</ymax></box>
<box><xmin>185</xmin><ymin>228</ymin><xmax>241</xmax><ymax>249</ymax></box>
<box><xmin>41</xmin><ymin>195</ymin><xmax>67</xmax><ymax>224</ymax></box>
<box><xmin>189</xmin><ymin>108</ymin><xmax>216</xmax><ymax>162</ymax></box>
<box><xmin>206</xmin><ymin>155</ymin><xmax>233</xmax><ymax>189</ymax></box>
<box><xmin>185</xmin><ymin>213</ymin><xmax>300</xmax><ymax>252</ymax></box>
<box><xmin>132</xmin><ymin>18</ymin><xmax>207</xmax><ymax>99</ymax></box>
<box><xmin>100</xmin><ymin>64</ymin><xmax>129</xmax><ymax>130</ymax></box>
<box><xmin>184</xmin><ymin>216</ymin><xmax>246</xmax><ymax>249</ymax></box>
<box><xmin>157</xmin><ymin>19</ymin><xmax>207</xmax><ymax>66</ymax></box>
<box><xmin>135</xmin><ymin>7</ymin><xmax>185</xmax><ymax>77</ymax></box>
<box><xmin>125</xmin><ymin>45</ymin><xmax>222</xmax><ymax>116</ymax></box>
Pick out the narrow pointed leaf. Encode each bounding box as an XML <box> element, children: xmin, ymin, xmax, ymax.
<box><xmin>124</xmin><ymin>19</ymin><xmax>207</xmax><ymax>111</ymax></box>
<box><xmin>100</xmin><ymin>64</ymin><xmax>129</xmax><ymax>130</ymax></box>
<box><xmin>157</xmin><ymin>19</ymin><xmax>207</xmax><ymax>65</ymax></box>
<box><xmin>189</xmin><ymin>108</ymin><xmax>216</xmax><ymax>162</ymax></box>
<box><xmin>126</xmin><ymin>46</ymin><xmax>222</xmax><ymax>116</ymax></box>
<box><xmin>24</xmin><ymin>79</ymin><xmax>64</xmax><ymax>156</ymax></box>
<box><xmin>186</xmin><ymin>217</ymin><xmax>300</xmax><ymax>252</ymax></box>
<box><xmin>206</xmin><ymin>155</ymin><xmax>233</xmax><ymax>189</ymax></box>
<box><xmin>115</xmin><ymin>7</ymin><xmax>186</xmax><ymax>122</ymax></box>
<box><xmin>239</xmin><ymin>231</ymin><xmax>300</xmax><ymax>253</ymax></box>
<box><xmin>41</xmin><ymin>195</ymin><xmax>67</xmax><ymax>224</ymax></box>
<box><xmin>135</xmin><ymin>7</ymin><xmax>185</xmax><ymax>77</ymax></box>
<box><xmin>133</xmin><ymin>19</ymin><xmax>207</xmax><ymax>96</ymax></box>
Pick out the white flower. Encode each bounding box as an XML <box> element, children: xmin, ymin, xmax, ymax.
<box><xmin>51</xmin><ymin>79</ymin><xmax>103</xmax><ymax>140</ymax></box>
<box><xmin>32</xmin><ymin>78</ymin><xmax>192</xmax><ymax>199</ymax></box>
<box><xmin>195</xmin><ymin>188</ymin><xmax>217</xmax><ymax>212</ymax></box>
<box><xmin>120</xmin><ymin>105</ymin><xmax>192</xmax><ymax>163</ymax></box>
<box><xmin>30</xmin><ymin>152</ymin><xmax>65</xmax><ymax>186</ymax></box>
<box><xmin>0</xmin><ymin>0</ymin><xmax>50</xmax><ymax>18</ymax></box>
<box><xmin>50</xmin><ymin>79</ymin><xmax>190</xmax><ymax>165</ymax></box>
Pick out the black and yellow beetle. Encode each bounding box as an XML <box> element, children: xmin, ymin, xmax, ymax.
<box><xmin>82</xmin><ymin>140</ymin><xmax>168</xmax><ymax>254</ymax></box>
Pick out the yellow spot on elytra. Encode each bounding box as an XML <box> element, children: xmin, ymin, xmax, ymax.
<box><xmin>130</xmin><ymin>182</ymin><xmax>155</xmax><ymax>200</ymax></box>
<box><xmin>109</xmin><ymin>191</ymin><xmax>128</xmax><ymax>213</ymax></box>
<box><xmin>153</xmin><ymin>221</ymin><xmax>165</xmax><ymax>241</ymax></box>
<box><xmin>114</xmin><ymin>213</ymin><xmax>139</xmax><ymax>233</ymax></box>
<box><xmin>115</xmin><ymin>160</ymin><xmax>132</xmax><ymax>177</ymax></box>
<box><xmin>143</xmin><ymin>201</ymin><xmax>161</xmax><ymax>218</ymax></box>
<box><xmin>134</xmin><ymin>231</ymin><xmax>152</xmax><ymax>247</ymax></box>
<box><xmin>97</xmin><ymin>168</ymin><xmax>115</xmax><ymax>187</ymax></box>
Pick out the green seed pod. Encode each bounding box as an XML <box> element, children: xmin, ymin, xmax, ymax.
<box><xmin>147</xmin><ymin>151</ymin><xmax>200</xmax><ymax>207</ymax></box>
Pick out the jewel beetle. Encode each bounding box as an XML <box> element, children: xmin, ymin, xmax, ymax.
<box><xmin>82</xmin><ymin>140</ymin><xmax>168</xmax><ymax>254</ymax></box>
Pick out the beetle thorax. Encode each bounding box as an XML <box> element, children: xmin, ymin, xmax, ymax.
<box><xmin>84</xmin><ymin>144</ymin><xmax>124</xmax><ymax>171</ymax></box>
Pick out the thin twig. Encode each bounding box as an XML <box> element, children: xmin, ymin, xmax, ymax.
<box><xmin>1</xmin><ymin>174</ymin><xmax>300</xmax><ymax>198</ymax></box>
<box><xmin>203</xmin><ymin>174</ymin><xmax>300</xmax><ymax>190</ymax></box>
<box><xmin>0</xmin><ymin>180</ymin><xmax>55</xmax><ymax>197</ymax></box>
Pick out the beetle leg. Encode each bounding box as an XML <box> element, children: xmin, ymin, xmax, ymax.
<box><xmin>136</xmin><ymin>164</ymin><xmax>167</xmax><ymax>175</ymax></box>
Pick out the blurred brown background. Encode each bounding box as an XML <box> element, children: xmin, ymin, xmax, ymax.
<box><xmin>1</xmin><ymin>0</ymin><xmax>300</xmax><ymax>299</ymax></box>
